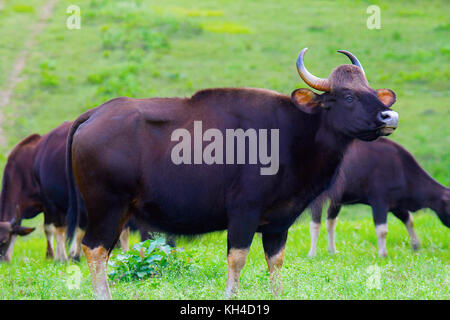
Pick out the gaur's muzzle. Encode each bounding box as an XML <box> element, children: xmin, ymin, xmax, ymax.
<box><xmin>378</xmin><ymin>110</ymin><xmax>399</xmax><ymax>135</ymax></box>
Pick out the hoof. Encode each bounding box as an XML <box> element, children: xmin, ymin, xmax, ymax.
<box><xmin>307</xmin><ymin>251</ymin><xmax>316</xmax><ymax>258</ymax></box>
<box><xmin>328</xmin><ymin>248</ymin><xmax>338</xmax><ymax>255</ymax></box>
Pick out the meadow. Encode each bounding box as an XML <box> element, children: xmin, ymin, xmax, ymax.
<box><xmin>0</xmin><ymin>0</ymin><xmax>448</xmax><ymax>299</ymax></box>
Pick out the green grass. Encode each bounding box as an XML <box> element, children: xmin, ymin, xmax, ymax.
<box><xmin>0</xmin><ymin>210</ymin><xmax>448</xmax><ymax>299</ymax></box>
<box><xmin>0</xmin><ymin>0</ymin><xmax>448</xmax><ymax>299</ymax></box>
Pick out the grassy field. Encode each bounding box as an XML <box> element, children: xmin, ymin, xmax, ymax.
<box><xmin>0</xmin><ymin>0</ymin><xmax>448</xmax><ymax>299</ymax></box>
<box><xmin>0</xmin><ymin>211</ymin><xmax>448</xmax><ymax>299</ymax></box>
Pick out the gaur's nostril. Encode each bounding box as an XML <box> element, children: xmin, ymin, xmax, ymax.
<box><xmin>378</xmin><ymin>110</ymin><xmax>399</xmax><ymax>127</ymax></box>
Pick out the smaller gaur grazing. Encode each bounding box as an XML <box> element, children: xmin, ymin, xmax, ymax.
<box><xmin>308</xmin><ymin>138</ymin><xmax>449</xmax><ymax>257</ymax></box>
<box><xmin>0</xmin><ymin>122</ymin><xmax>143</xmax><ymax>262</ymax></box>
<box><xmin>0</xmin><ymin>123</ymin><xmax>72</xmax><ymax>262</ymax></box>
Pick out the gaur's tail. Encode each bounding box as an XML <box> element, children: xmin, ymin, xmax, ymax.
<box><xmin>65</xmin><ymin>109</ymin><xmax>95</xmax><ymax>245</ymax></box>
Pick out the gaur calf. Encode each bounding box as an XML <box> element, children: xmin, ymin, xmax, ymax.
<box><xmin>308</xmin><ymin>138</ymin><xmax>449</xmax><ymax>257</ymax></box>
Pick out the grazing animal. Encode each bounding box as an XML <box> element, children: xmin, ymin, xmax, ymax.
<box><xmin>0</xmin><ymin>212</ymin><xmax>35</xmax><ymax>261</ymax></box>
<box><xmin>0</xmin><ymin>123</ymin><xmax>71</xmax><ymax>261</ymax></box>
<box><xmin>66</xmin><ymin>48</ymin><xmax>399</xmax><ymax>299</ymax></box>
<box><xmin>0</xmin><ymin>122</ymin><xmax>132</xmax><ymax>262</ymax></box>
<box><xmin>308</xmin><ymin>138</ymin><xmax>450</xmax><ymax>257</ymax></box>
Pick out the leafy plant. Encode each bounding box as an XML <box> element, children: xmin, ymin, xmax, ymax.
<box><xmin>108</xmin><ymin>237</ymin><xmax>186</xmax><ymax>282</ymax></box>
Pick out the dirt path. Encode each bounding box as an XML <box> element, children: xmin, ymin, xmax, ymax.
<box><xmin>0</xmin><ymin>0</ymin><xmax>58</xmax><ymax>147</ymax></box>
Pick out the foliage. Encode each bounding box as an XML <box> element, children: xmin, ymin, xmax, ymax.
<box><xmin>108</xmin><ymin>237</ymin><xmax>189</xmax><ymax>282</ymax></box>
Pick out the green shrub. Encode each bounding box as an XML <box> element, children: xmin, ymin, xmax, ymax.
<box><xmin>108</xmin><ymin>237</ymin><xmax>188</xmax><ymax>282</ymax></box>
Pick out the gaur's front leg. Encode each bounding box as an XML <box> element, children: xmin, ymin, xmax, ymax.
<box><xmin>326</xmin><ymin>203</ymin><xmax>341</xmax><ymax>254</ymax></box>
<box><xmin>225</xmin><ymin>211</ymin><xmax>259</xmax><ymax>298</ymax></box>
<box><xmin>308</xmin><ymin>203</ymin><xmax>322</xmax><ymax>257</ymax></box>
<box><xmin>392</xmin><ymin>209</ymin><xmax>420</xmax><ymax>251</ymax></box>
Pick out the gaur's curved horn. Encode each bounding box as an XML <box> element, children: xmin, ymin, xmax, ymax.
<box><xmin>337</xmin><ymin>50</ymin><xmax>365</xmax><ymax>75</ymax></box>
<box><xmin>296</xmin><ymin>48</ymin><xmax>331</xmax><ymax>92</ymax></box>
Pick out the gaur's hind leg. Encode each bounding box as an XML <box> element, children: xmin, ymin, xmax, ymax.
<box><xmin>54</xmin><ymin>225</ymin><xmax>68</xmax><ymax>262</ymax></box>
<box><xmin>44</xmin><ymin>223</ymin><xmax>55</xmax><ymax>259</ymax></box>
<box><xmin>326</xmin><ymin>203</ymin><xmax>341</xmax><ymax>254</ymax></box>
<box><xmin>262</xmin><ymin>230</ymin><xmax>288</xmax><ymax>296</ymax></box>
<box><xmin>308</xmin><ymin>203</ymin><xmax>322</xmax><ymax>257</ymax></box>
<box><xmin>392</xmin><ymin>209</ymin><xmax>420</xmax><ymax>251</ymax></box>
<box><xmin>70</xmin><ymin>190</ymin><xmax>88</xmax><ymax>261</ymax></box>
<box><xmin>43</xmin><ymin>204</ymin><xmax>68</xmax><ymax>262</ymax></box>
<box><xmin>69</xmin><ymin>191</ymin><xmax>87</xmax><ymax>261</ymax></box>
<box><xmin>69</xmin><ymin>227</ymin><xmax>85</xmax><ymax>261</ymax></box>
<box><xmin>370</xmin><ymin>203</ymin><xmax>389</xmax><ymax>257</ymax></box>
<box><xmin>82</xmin><ymin>193</ymin><xmax>130</xmax><ymax>300</ymax></box>
<box><xmin>225</xmin><ymin>211</ymin><xmax>259</xmax><ymax>298</ymax></box>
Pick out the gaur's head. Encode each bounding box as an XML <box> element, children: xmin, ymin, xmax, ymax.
<box><xmin>291</xmin><ymin>48</ymin><xmax>398</xmax><ymax>141</ymax></box>
<box><xmin>436</xmin><ymin>188</ymin><xmax>450</xmax><ymax>228</ymax></box>
<box><xmin>0</xmin><ymin>134</ymin><xmax>41</xmax><ymax>262</ymax></box>
<box><xmin>0</xmin><ymin>212</ymin><xmax>35</xmax><ymax>262</ymax></box>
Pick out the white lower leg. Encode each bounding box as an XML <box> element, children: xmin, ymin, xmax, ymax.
<box><xmin>44</xmin><ymin>224</ymin><xmax>55</xmax><ymax>259</ymax></box>
<box><xmin>375</xmin><ymin>224</ymin><xmax>388</xmax><ymax>257</ymax></box>
<box><xmin>83</xmin><ymin>245</ymin><xmax>111</xmax><ymax>300</ymax></box>
<box><xmin>405</xmin><ymin>214</ymin><xmax>420</xmax><ymax>250</ymax></box>
<box><xmin>265</xmin><ymin>247</ymin><xmax>285</xmax><ymax>296</ymax></box>
<box><xmin>225</xmin><ymin>248</ymin><xmax>249</xmax><ymax>298</ymax></box>
<box><xmin>4</xmin><ymin>235</ymin><xmax>17</xmax><ymax>262</ymax></box>
<box><xmin>308</xmin><ymin>221</ymin><xmax>321</xmax><ymax>257</ymax></box>
<box><xmin>327</xmin><ymin>218</ymin><xmax>337</xmax><ymax>254</ymax></box>
<box><xmin>69</xmin><ymin>228</ymin><xmax>85</xmax><ymax>259</ymax></box>
<box><xmin>54</xmin><ymin>227</ymin><xmax>68</xmax><ymax>262</ymax></box>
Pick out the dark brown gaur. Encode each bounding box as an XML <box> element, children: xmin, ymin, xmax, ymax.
<box><xmin>0</xmin><ymin>122</ymin><xmax>135</xmax><ymax>262</ymax></box>
<box><xmin>0</xmin><ymin>123</ymin><xmax>75</xmax><ymax>262</ymax></box>
<box><xmin>308</xmin><ymin>138</ymin><xmax>449</xmax><ymax>258</ymax></box>
<box><xmin>66</xmin><ymin>48</ymin><xmax>399</xmax><ymax>299</ymax></box>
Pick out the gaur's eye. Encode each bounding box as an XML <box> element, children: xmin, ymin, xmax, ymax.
<box><xmin>345</xmin><ymin>95</ymin><xmax>354</xmax><ymax>103</ymax></box>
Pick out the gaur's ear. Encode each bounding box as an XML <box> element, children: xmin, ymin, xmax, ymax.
<box><xmin>12</xmin><ymin>225</ymin><xmax>35</xmax><ymax>236</ymax></box>
<box><xmin>291</xmin><ymin>88</ymin><xmax>323</xmax><ymax>114</ymax></box>
<box><xmin>377</xmin><ymin>89</ymin><xmax>396</xmax><ymax>107</ymax></box>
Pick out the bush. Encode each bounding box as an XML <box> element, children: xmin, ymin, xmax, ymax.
<box><xmin>108</xmin><ymin>237</ymin><xmax>189</xmax><ymax>282</ymax></box>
